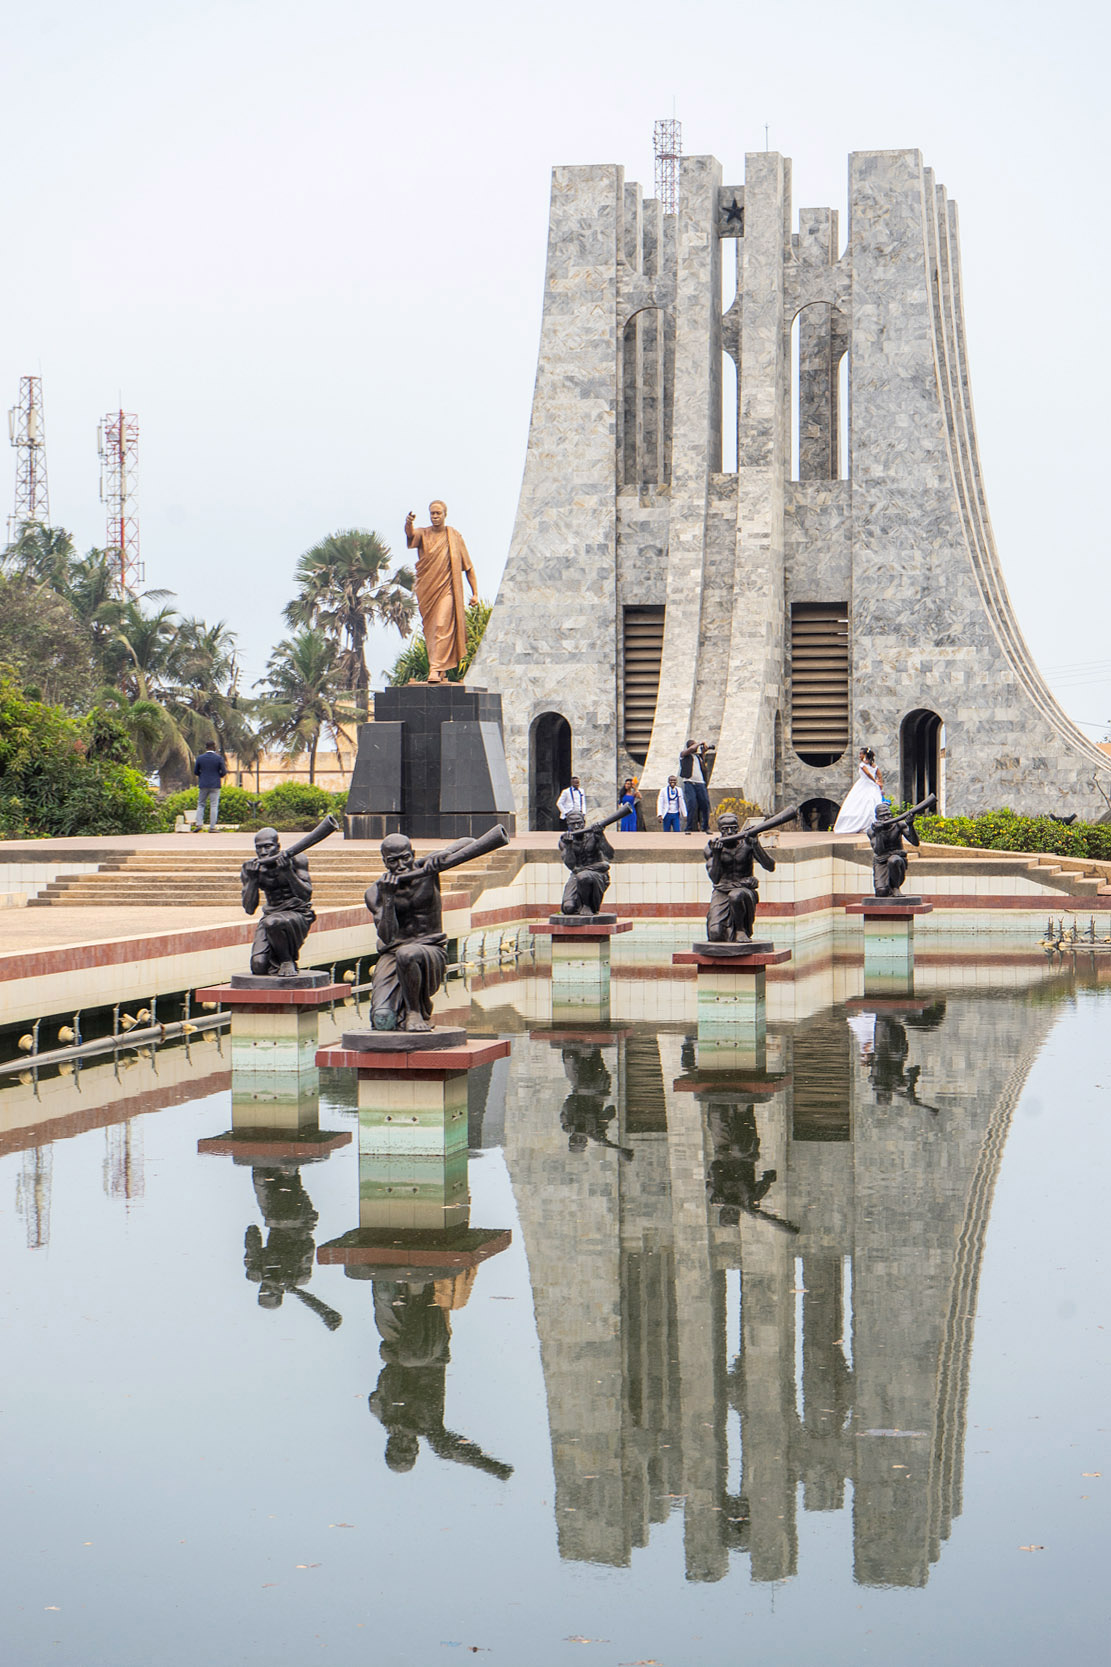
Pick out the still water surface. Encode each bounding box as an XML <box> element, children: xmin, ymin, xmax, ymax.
<box><xmin>1</xmin><ymin>968</ymin><xmax>1108</xmax><ymax>1665</ymax></box>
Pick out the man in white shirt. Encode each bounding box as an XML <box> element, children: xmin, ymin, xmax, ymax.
<box><xmin>656</xmin><ymin>776</ymin><xmax>687</xmax><ymax>832</ymax></box>
<box><xmin>556</xmin><ymin>777</ymin><xmax>586</xmax><ymax>824</ymax></box>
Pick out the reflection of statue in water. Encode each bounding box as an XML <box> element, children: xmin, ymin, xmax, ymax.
<box><xmin>705</xmin><ymin>1101</ymin><xmax>799</xmax><ymax>1232</ymax></box>
<box><xmin>243</xmin><ymin>1168</ymin><xmax>343</xmax><ymax>1329</ymax></box>
<box><xmin>558</xmin><ymin>809</ymin><xmax>624</xmax><ymax>916</ymax></box>
<box><xmin>558</xmin><ymin>1043</ymin><xmax>633</xmax><ymax>1158</ymax></box>
<box><xmin>704</xmin><ymin>807</ymin><xmax>797</xmax><ymax>941</ymax></box>
<box><xmin>365</xmin><ymin>826</ymin><xmax>508</xmax><ymax>1030</ymax></box>
<box><xmin>368</xmin><ymin>1278</ymin><xmax>513</xmax><ymax>1477</ymax></box>
<box><xmin>404</xmin><ymin>500</ymin><xmax>478</xmax><ymax>683</ymax></box>
<box><xmin>240</xmin><ymin>816</ymin><xmax>339</xmax><ymax>977</ymax></box>
<box><xmin>868</xmin><ymin>1015</ymin><xmax>941</xmax><ymax>1114</ymax></box>
<box><xmin>867</xmin><ymin>795</ymin><xmax>934</xmax><ymax>897</ymax></box>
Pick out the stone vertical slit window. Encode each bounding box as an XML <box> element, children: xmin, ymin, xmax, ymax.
<box><xmin>790</xmin><ymin>603</ymin><xmax>849</xmax><ymax>766</ymax></box>
<box><xmin>622</xmin><ymin>317</ymin><xmax>638</xmax><ymax>485</ymax></box>
<box><xmin>623</xmin><ymin>605</ymin><xmax>665</xmax><ymax>765</ymax></box>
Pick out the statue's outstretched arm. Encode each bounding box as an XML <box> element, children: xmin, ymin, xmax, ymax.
<box><xmin>240</xmin><ymin>869</ymin><xmax>260</xmax><ymax>916</ymax></box>
<box><xmin>288</xmin><ymin>855</ymin><xmax>313</xmax><ymax>900</ymax></box>
<box><xmin>365</xmin><ymin>879</ymin><xmax>398</xmax><ymax>945</ymax></box>
<box><xmin>751</xmin><ymin>836</ymin><xmax>776</xmax><ymax>873</ymax></box>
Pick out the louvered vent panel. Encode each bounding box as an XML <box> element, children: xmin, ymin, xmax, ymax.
<box><xmin>791</xmin><ymin>602</ymin><xmax>849</xmax><ymax>765</ymax></box>
<box><xmin>623</xmin><ymin>606</ymin><xmax>665</xmax><ymax>765</ymax></box>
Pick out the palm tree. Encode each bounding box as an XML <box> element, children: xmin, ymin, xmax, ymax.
<box><xmin>66</xmin><ymin>550</ymin><xmax>129</xmax><ymax>675</ymax></box>
<box><xmin>114</xmin><ymin>601</ymin><xmax>182</xmax><ymax>702</ymax></box>
<box><xmin>2</xmin><ymin>522</ymin><xmax>78</xmax><ymax>589</ymax></box>
<box><xmin>284</xmin><ymin>529</ymin><xmax>415</xmax><ymax>721</ymax></box>
<box><xmin>257</xmin><ymin>628</ymin><xmax>352</xmax><ymax>784</ymax></box>
<box><xmin>166</xmin><ymin>617</ymin><xmax>260</xmax><ymax>764</ymax></box>
<box><xmin>94</xmin><ymin>688</ymin><xmax>190</xmax><ymax>777</ymax></box>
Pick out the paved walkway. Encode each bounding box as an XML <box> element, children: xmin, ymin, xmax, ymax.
<box><xmin>0</xmin><ymin>829</ymin><xmax>851</xmax><ymax>860</ymax></box>
<box><xmin>0</xmin><ymin>905</ymin><xmax>245</xmax><ymax>956</ymax></box>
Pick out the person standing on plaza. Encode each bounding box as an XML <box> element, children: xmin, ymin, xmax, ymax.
<box><xmin>679</xmin><ymin>740</ymin><xmax>713</xmax><ymax>834</ymax></box>
<box><xmin>556</xmin><ymin>776</ymin><xmax>586</xmax><ymax>826</ymax></box>
<box><xmin>618</xmin><ymin>777</ymin><xmax>642</xmax><ymax>832</ymax></box>
<box><xmin>657</xmin><ymin>775</ymin><xmax>688</xmax><ymax>833</ymax></box>
<box><xmin>193</xmin><ymin>741</ymin><xmax>227</xmax><ymax>833</ymax></box>
<box><xmin>833</xmin><ymin>747</ymin><xmax>884</xmax><ymax>833</ymax></box>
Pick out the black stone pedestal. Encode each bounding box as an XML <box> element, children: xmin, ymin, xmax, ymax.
<box><xmin>344</xmin><ymin>684</ymin><xmax>516</xmax><ymax>841</ymax></box>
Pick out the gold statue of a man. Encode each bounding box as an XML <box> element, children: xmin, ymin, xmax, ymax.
<box><xmin>404</xmin><ymin>500</ymin><xmax>478</xmax><ymax>684</ymax></box>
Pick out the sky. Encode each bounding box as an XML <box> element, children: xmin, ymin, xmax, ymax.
<box><xmin>2</xmin><ymin>0</ymin><xmax>1109</xmax><ymax>727</ymax></box>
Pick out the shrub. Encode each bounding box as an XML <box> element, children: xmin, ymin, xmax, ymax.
<box><xmin>260</xmin><ymin>781</ymin><xmax>336</xmax><ymax>822</ymax></box>
<box><xmin>712</xmin><ymin>797</ymin><xmax>765</xmax><ymax>827</ymax></box>
<box><xmin>157</xmin><ymin>783</ymin><xmax>256</xmax><ymax>829</ymax></box>
<box><xmin>917</xmin><ymin>808</ymin><xmax>1111</xmax><ymax>862</ymax></box>
<box><xmin>0</xmin><ymin>665</ymin><xmax>158</xmax><ymax>836</ymax></box>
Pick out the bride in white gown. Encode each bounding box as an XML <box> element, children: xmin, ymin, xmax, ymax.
<box><xmin>834</xmin><ymin>748</ymin><xmax>884</xmax><ymax>832</ymax></box>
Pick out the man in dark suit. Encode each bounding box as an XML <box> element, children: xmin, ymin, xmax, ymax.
<box><xmin>193</xmin><ymin>741</ymin><xmax>227</xmax><ymax>832</ymax></box>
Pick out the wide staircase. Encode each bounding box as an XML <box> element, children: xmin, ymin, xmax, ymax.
<box><xmin>29</xmin><ymin>846</ymin><xmax>525</xmax><ymax>911</ymax></box>
<box><xmin>912</xmin><ymin>844</ymin><xmax>1111</xmax><ymax>899</ymax></box>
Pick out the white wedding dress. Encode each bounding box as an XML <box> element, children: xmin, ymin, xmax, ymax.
<box><xmin>834</xmin><ymin>764</ymin><xmax>884</xmax><ymax>833</ymax></box>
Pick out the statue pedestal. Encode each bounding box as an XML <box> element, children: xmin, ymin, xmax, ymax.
<box><xmin>196</xmin><ymin>980</ymin><xmax>347</xmax><ymax>1109</ymax></box>
<box><xmin>197</xmin><ymin>1127</ymin><xmax>351</xmax><ymax>1164</ymax></box>
<box><xmin>536</xmin><ymin>919</ymin><xmax>632</xmax><ymax>1024</ymax></box>
<box><xmin>673</xmin><ymin>1069</ymin><xmax>791</xmax><ymax>1100</ymax></box>
<box><xmin>673</xmin><ymin>946</ymin><xmax>792</xmax><ymax>1064</ymax></box>
<box><xmin>318</xmin><ymin>1226</ymin><xmax>512</xmax><ymax>1282</ymax></box>
<box><xmin>844</xmin><ymin>900</ymin><xmax>933</xmax><ymax>995</ymax></box>
<box><xmin>314</xmin><ymin>1034</ymin><xmax>513</xmax><ymax>1255</ymax></box>
<box><xmin>343</xmin><ymin>684</ymin><xmax>516</xmax><ymax>841</ymax></box>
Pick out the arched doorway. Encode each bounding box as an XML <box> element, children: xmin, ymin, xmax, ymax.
<box><xmin>798</xmin><ymin>796</ymin><xmax>841</xmax><ymax>832</ymax></box>
<box><xmin>901</xmin><ymin>709</ymin><xmax>943</xmax><ymax>807</ymax></box>
<box><xmin>529</xmin><ymin>712</ymin><xmax>572</xmax><ymax>831</ymax></box>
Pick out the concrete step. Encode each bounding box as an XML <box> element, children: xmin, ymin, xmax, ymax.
<box><xmin>28</xmin><ymin>846</ymin><xmax>522</xmax><ymax>907</ymax></box>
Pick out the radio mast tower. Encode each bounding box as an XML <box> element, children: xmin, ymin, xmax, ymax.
<box><xmin>7</xmin><ymin>374</ymin><xmax>50</xmax><ymax>542</ymax></box>
<box><xmin>98</xmin><ymin>408</ymin><xmax>143</xmax><ymax>595</ymax></box>
<box><xmin>653</xmin><ymin>118</ymin><xmax>682</xmax><ymax>215</ymax></box>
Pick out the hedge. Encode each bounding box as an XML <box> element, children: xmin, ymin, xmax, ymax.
<box><xmin>916</xmin><ymin>808</ymin><xmax>1111</xmax><ymax>863</ymax></box>
<box><xmin>157</xmin><ymin>782</ymin><xmax>347</xmax><ymax>831</ymax></box>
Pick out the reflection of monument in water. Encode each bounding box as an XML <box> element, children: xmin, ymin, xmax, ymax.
<box><xmin>507</xmin><ymin>998</ymin><xmax>1054</xmax><ymax>1585</ymax></box>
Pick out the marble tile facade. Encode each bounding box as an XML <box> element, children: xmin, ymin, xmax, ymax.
<box><xmin>470</xmin><ymin>145</ymin><xmax>1107</xmax><ymax>824</ymax></box>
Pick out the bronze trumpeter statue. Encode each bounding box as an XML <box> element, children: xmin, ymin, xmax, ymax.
<box><xmin>704</xmin><ymin>807</ymin><xmax>799</xmax><ymax>942</ymax></box>
<box><xmin>365</xmin><ymin>825</ymin><xmax>509</xmax><ymax>1031</ymax></box>
<box><xmin>239</xmin><ymin>814</ymin><xmax>340</xmax><ymax>979</ymax></box>
<box><xmin>867</xmin><ymin>794</ymin><xmax>936</xmax><ymax>897</ymax></box>
<box><xmin>557</xmin><ymin>807</ymin><xmax>626</xmax><ymax>917</ymax></box>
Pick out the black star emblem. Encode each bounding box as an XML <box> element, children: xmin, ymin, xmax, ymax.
<box><xmin>721</xmin><ymin>195</ymin><xmax>744</xmax><ymax>228</ymax></box>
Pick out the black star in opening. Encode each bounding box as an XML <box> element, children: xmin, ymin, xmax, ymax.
<box><xmin>721</xmin><ymin>195</ymin><xmax>744</xmax><ymax>228</ymax></box>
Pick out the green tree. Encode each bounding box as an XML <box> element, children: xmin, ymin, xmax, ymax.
<box><xmin>162</xmin><ymin>616</ymin><xmax>260</xmax><ymax>769</ymax></box>
<box><xmin>388</xmin><ymin>597</ymin><xmax>493</xmax><ymax>686</ymax></box>
<box><xmin>0</xmin><ymin>573</ymin><xmax>98</xmax><ymax>709</ymax></box>
<box><xmin>284</xmin><ymin>529</ymin><xmax>415</xmax><ymax>720</ymax></box>
<box><xmin>0</xmin><ymin>663</ymin><xmax>157</xmax><ymax>836</ymax></box>
<box><xmin>256</xmin><ymin>628</ymin><xmax>352</xmax><ymax>785</ymax></box>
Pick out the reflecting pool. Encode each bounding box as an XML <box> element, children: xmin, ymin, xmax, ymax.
<box><xmin>1</xmin><ymin>954</ymin><xmax>1108</xmax><ymax>1666</ymax></box>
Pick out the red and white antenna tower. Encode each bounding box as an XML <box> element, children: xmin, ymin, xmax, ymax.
<box><xmin>98</xmin><ymin>408</ymin><xmax>144</xmax><ymax>595</ymax></box>
<box><xmin>7</xmin><ymin>374</ymin><xmax>51</xmax><ymax>542</ymax></box>
<box><xmin>653</xmin><ymin>118</ymin><xmax>682</xmax><ymax>215</ymax></box>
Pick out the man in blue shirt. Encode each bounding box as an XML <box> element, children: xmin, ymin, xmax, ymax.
<box><xmin>193</xmin><ymin>742</ymin><xmax>227</xmax><ymax>832</ymax></box>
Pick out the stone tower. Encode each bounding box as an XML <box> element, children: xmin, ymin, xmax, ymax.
<box><xmin>472</xmin><ymin>147</ymin><xmax>1107</xmax><ymax>826</ymax></box>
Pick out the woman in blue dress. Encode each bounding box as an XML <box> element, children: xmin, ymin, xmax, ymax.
<box><xmin>619</xmin><ymin>777</ymin><xmax>642</xmax><ymax>832</ymax></box>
